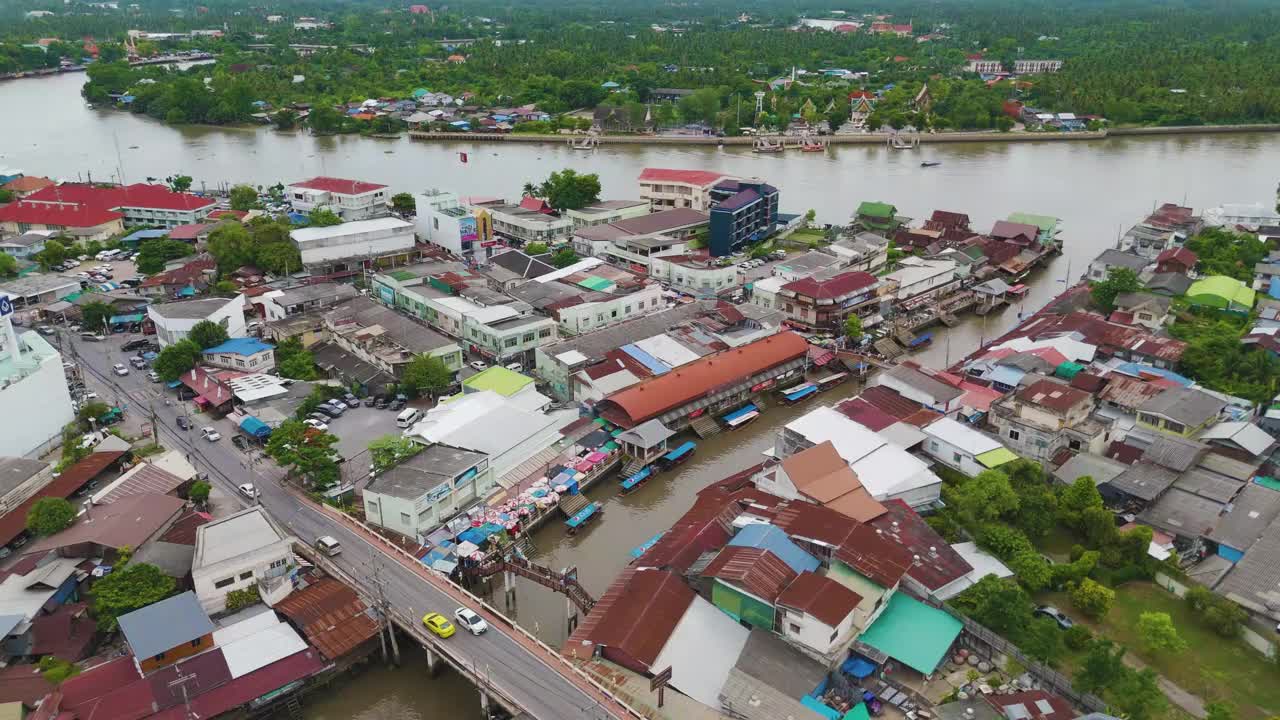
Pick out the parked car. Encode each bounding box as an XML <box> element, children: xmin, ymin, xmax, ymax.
<box><xmin>342</xmin><ymin>392</ymin><xmax>359</xmax><ymax>407</ymax></box>
<box><xmin>130</xmin><ymin>356</ymin><xmax>147</xmax><ymax>369</ymax></box>
<box><xmin>304</xmin><ymin>418</ymin><xmax>329</xmax><ymax>431</ymax></box>
<box><xmin>364</xmin><ymin>396</ymin><xmax>378</xmax><ymax>407</ymax></box>
<box><xmin>147</xmin><ymin>371</ymin><xmax>161</xmax><ymax>382</ymax></box>
<box><xmin>375</xmin><ymin>396</ymin><xmax>389</xmax><ymax>409</ymax></box>
<box><xmin>389</xmin><ymin>397</ymin><xmax>406</xmax><ymax>411</ymax></box>
<box><xmin>468</xmin><ymin>360</ymin><xmax>488</xmax><ymax>371</ymax></box>
<box><xmin>200</xmin><ymin>427</ymin><xmax>221</xmax><ymax>442</ymax></box>
<box><xmin>238</xmin><ymin>483</ymin><xmax>257</xmax><ymax>500</ymax></box>
<box><xmin>1034</xmin><ymin>606</ymin><xmax>1074</xmax><ymax>630</ymax></box>
<box><xmin>453</xmin><ymin>607</ymin><xmax>488</xmax><ymax>636</ymax></box>
<box><xmin>80</xmin><ymin>332</ymin><xmax>104</xmax><ymax>342</ymax></box>
<box><xmin>316</xmin><ymin>404</ymin><xmax>342</xmax><ymax>418</ymax></box>
<box><xmin>112</xmin><ymin>363</ymin><xmax>129</xmax><ymax>376</ymax></box>
<box><xmin>326</xmin><ymin>399</ymin><xmax>348</xmax><ymax>410</ymax></box>
<box><xmin>231</xmin><ymin>435</ymin><xmax>247</xmax><ymax>450</ymax></box>
<box><xmin>122</xmin><ymin>338</ymin><xmax>151</xmax><ymax>352</ymax></box>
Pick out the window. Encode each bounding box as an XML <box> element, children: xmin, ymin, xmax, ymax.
<box><xmin>155</xmin><ymin>652</ymin><xmax>166</xmax><ymax>661</ymax></box>
<box><xmin>504</xmin><ymin>337</ymin><xmax>518</xmax><ymax>348</ymax></box>
<box><xmin>270</xmin><ymin>558</ymin><xmax>288</xmax><ymax>569</ymax></box>
<box><xmin>1164</xmin><ymin>420</ymin><xmax>1185</xmax><ymax>434</ymax></box>
<box><xmin>829</xmin><ymin>629</ymin><xmax>839</xmax><ymax>642</ymax></box>
<box><xmin>539</xmin><ymin>328</ymin><xmax>552</xmax><ymax>338</ymax></box>
<box><xmin>1008</xmin><ymin>429</ymin><xmax>1020</xmax><ymax>441</ymax></box>
<box><xmin>1068</xmin><ymin>439</ymin><xmax>1082</xmax><ymax>451</ymax></box>
<box><xmin>929</xmin><ymin>441</ymin><xmax>939</xmax><ymax>452</ymax></box>
<box><xmin>523</xmin><ymin>332</ymin><xmax>535</xmax><ymax>343</ymax></box>
<box><xmin>214</xmin><ymin>577</ymin><xmax>235</xmax><ymax>589</ymax></box>
<box><xmin>624</xmin><ymin>305</ymin><xmax>632</xmax><ymax>314</ymax></box>
<box><xmin>239</xmin><ymin>571</ymin><xmax>253</xmax><ymax>580</ymax></box>
<box><xmin>952</xmin><ymin>452</ymin><xmax>962</xmax><ymax>463</ymax></box>
<box><xmin>400</xmin><ymin>512</ymin><xmax>412</xmax><ymax>524</ymax></box>
<box><xmin>788</xmin><ymin>623</ymin><xmax>801</xmax><ymax>634</ymax></box>
<box><xmin>190</xmin><ymin>638</ymin><xmax>202</xmax><ymax>647</ymax></box>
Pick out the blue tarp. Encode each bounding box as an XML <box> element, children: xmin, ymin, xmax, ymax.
<box><xmin>109</xmin><ymin>313</ymin><xmax>144</xmax><ymax>324</ymax></box>
<box><xmin>784</xmin><ymin>385</ymin><xmax>819</xmax><ymax>402</ymax></box>
<box><xmin>630</xmin><ymin>532</ymin><xmax>664</xmax><ymax>558</ymax></box>
<box><xmin>1270</xmin><ymin>277</ymin><xmax>1280</xmax><ymax>300</ymax></box>
<box><xmin>620</xmin><ymin>466</ymin><xmax>651</xmax><ymax>490</ymax></box>
<box><xmin>722</xmin><ymin>404</ymin><xmax>758</xmax><ymax>423</ymax></box>
<box><xmin>841</xmin><ymin>656</ymin><xmax>878</xmax><ymax>679</ymax></box>
<box><xmin>619</xmin><ymin>343</ymin><xmax>671</xmax><ymax>375</ymax></box>
<box><xmin>565</xmin><ymin>501</ymin><xmax>600</xmax><ymax>528</ymax></box>
<box><xmin>662</xmin><ymin>441</ymin><xmax>695</xmax><ymax>463</ymax></box>
<box><xmin>908</xmin><ymin>332</ymin><xmax>933</xmax><ymax>347</ymax></box>
<box><xmin>238</xmin><ymin>415</ymin><xmax>271</xmax><ymax>438</ymax></box>
<box><xmin>801</xmin><ymin>695</ymin><xmax>842</xmax><ymax>720</ymax></box>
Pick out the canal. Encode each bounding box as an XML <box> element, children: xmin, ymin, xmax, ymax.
<box><xmin>4</xmin><ymin>71</ymin><xmax>1279</xmax><ymax>718</ymax></box>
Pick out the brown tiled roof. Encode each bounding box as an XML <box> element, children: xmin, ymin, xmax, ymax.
<box><xmin>857</xmin><ymin>385</ymin><xmax>924</xmax><ymax>419</ymax></box>
<box><xmin>2</xmin><ymin>176</ymin><xmax>55</xmax><ymax>193</ymax></box>
<box><xmin>0</xmin><ymin>451</ymin><xmax>125</xmax><ymax>547</ymax></box>
<box><xmin>781</xmin><ymin>442</ymin><xmax>886</xmax><ymax>522</ymax></box>
<box><xmin>1016</xmin><ymin>378</ymin><xmax>1090</xmax><ymax>413</ymax></box>
<box><xmin>703</xmin><ymin>546</ymin><xmax>798</xmax><ymax>603</ymax></box>
<box><xmin>274</xmin><ymin>577</ymin><xmax>379</xmax><ymax>660</ymax></box>
<box><xmin>776</xmin><ymin>571</ymin><xmax>862</xmax><ymax>626</ymax></box>
<box><xmin>782</xmin><ymin>271</ymin><xmax>878</xmax><ymax>300</ymax></box>
<box><xmin>598</xmin><ymin>332</ymin><xmax>808</xmax><ymax>427</ymax></box>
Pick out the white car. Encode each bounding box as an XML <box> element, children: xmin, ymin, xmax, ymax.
<box><xmin>112</xmin><ymin>363</ymin><xmax>129</xmax><ymax>376</ymax></box>
<box><xmin>238</xmin><ymin>483</ymin><xmax>257</xmax><ymax>500</ymax></box>
<box><xmin>468</xmin><ymin>360</ymin><xmax>488</xmax><ymax>371</ymax></box>
<box><xmin>326</xmin><ymin>399</ymin><xmax>348</xmax><ymax>410</ymax></box>
<box><xmin>200</xmin><ymin>427</ymin><xmax>221</xmax><ymax>442</ymax></box>
<box><xmin>304</xmin><ymin>418</ymin><xmax>328</xmax><ymax>431</ymax></box>
<box><xmin>453</xmin><ymin>607</ymin><xmax>489</xmax><ymax>635</ymax></box>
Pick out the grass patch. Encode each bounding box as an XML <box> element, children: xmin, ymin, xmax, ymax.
<box><xmin>132</xmin><ymin>443</ymin><xmax>165</xmax><ymax>458</ymax></box>
<box><xmin>1036</xmin><ymin>524</ymin><xmax>1079</xmax><ymax>561</ymax></box>
<box><xmin>1042</xmin><ymin>583</ymin><xmax>1279</xmax><ymax>720</ymax></box>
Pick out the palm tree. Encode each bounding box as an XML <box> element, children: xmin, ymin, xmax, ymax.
<box><xmin>521</xmin><ymin>182</ymin><xmax>537</xmax><ymax>197</ymax></box>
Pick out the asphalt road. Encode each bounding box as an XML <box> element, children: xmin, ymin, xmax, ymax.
<box><xmin>60</xmin><ymin>330</ymin><xmax>625</xmax><ymax>720</ymax></box>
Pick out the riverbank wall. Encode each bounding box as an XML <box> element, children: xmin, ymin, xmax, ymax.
<box><xmin>408</xmin><ymin>123</ymin><xmax>1280</xmax><ymax>146</ymax></box>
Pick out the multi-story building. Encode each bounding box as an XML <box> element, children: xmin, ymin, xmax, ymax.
<box><xmin>988</xmin><ymin>378</ymin><xmax>1108</xmax><ymax>462</ymax></box>
<box><xmin>776</xmin><ymin>270</ymin><xmax>881</xmax><ymax>331</ymax></box>
<box><xmin>1013</xmin><ymin>59</ymin><xmax>1063</xmax><ymax>74</ymax></box>
<box><xmin>287</xmin><ymin>176</ymin><xmax>390</xmax><ymax>221</ymax></box>
<box><xmin>147</xmin><ymin>295</ymin><xmax>247</xmax><ymax>347</ymax></box>
<box><xmin>323</xmin><ymin>296</ymin><xmax>463</xmax><ymax>380</ymax></box>
<box><xmin>565</xmin><ymin>200</ymin><xmax>650</xmax><ymax>228</ymax></box>
<box><xmin>882</xmin><ymin>257</ymin><xmax>959</xmax><ymax>309</ymax></box>
<box><xmin>290</xmin><ymin>217</ymin><xmax>416</xmax><ymax>270</ymax></box>
<box><xmin>508</xmin><ymin>273</ymin><xmax>664</xmax><ymax>336</ymax></box>
<box><xmin>414</xmin><ymin>189</ymin><xmax>487</xmax><ymax>257</ymax></box>
<box><xmin>0</xmin><ymin>231</ymin><xmax>52</xmax><ymax>259</ymax></box>
<box><xmin>477</xmin><ymin>199</ymin><xmax>574</xmax><ymax>245</ymax></box>
<box><xmin>191</xmin><ymin>507</ymin><xmax>294</xmax><ymax>613</ymax></box>
<box><xmin>0</xmin><ymin>182</ymin><xmax>215</xmax><ymax>231</ymax></box>
<box><xmin>638</xmin><ymin>168</ymin><xmax>731</xmax><ymax>211</ymax></box>
<box><xmin>362</xmin><ymin>444</ymin><xmax>492</xmax><ymax>540</ymax></box>
<box><xmin>708</xmin><ymin>179</ymin><xmax>779</xmax><ymax>257</ymax></box>
<box><xmin>1135</xmin><ymin>386</ymin><xmax>1225</xmax><ymax>438</ymax></box>
<box><xmin>0</xmin><ymin>327</ymin><xmax>74</xmax><ymax>457</ymax></box>
<box><xmin>647</xmin><ymin>253</ymin><xmax>742</xmax><ymax>296</ymax></box>
<box><xmin>200</xmin><ymin>337</ymin><xmax>276</xmax><ymax>372</ymax></box>
<box><xmin>965</xmin><ymin>56</ymin><xmax>1004</xmax><ymax>74</ymax></box>
<box><xmin>257</xmin><ymin>282</ymin><xmax>359</xmax><ymax>321</ymax></box>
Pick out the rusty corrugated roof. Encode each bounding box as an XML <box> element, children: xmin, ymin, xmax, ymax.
<box><xmin>273</xmin><ymin>578</ymin><xmax>379</xmax><ymax>661</ymax></box>
<box><xmin>703</xmin><ymin>546</ymin><xmax>798</xmax><ymax>603</ymax></box>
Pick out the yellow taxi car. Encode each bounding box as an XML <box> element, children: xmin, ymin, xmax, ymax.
<box><xmin>422</xmin><ymin>612</ymin><xmax>456</xmax><ymax>638</ymax></box>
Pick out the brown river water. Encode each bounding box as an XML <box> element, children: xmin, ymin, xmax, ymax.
<box><xmin>3</xmin><ymin>70</ymin><xmax>1278</xmax><ymax>718</ymax></box>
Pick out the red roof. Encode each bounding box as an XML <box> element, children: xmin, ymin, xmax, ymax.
<box><xmin>1016</xmin><ymin>378</ymin><xmax>1090</xmax><ymax>413</ymax></box>
<box><xmin>149</xmin><ymin>649</ymin><xmax>325</xmax><ymax>720</ymax></box>
<box><xmin>586</xmin><ymin>569</ymin><xmax>694</xmax><ymax>670</ymax></box>
<box><xmin>167</xmin><ymin>222</ymin><xmax>213</xmax><ymax>240</ymax></box>
<box><xmin>834</xmin><ymin>398</ymin><xmax>899</xmax><ymax>432</ymax></box>
<box><xmin>289</xmin><ymin>176</ymin><xmax>387</xmax><ymax>195</ymax></box>
<box><xmin>782</xmin><ymin>270</ymin><xmax>878</xmax><ymax>300</ymax></box>
<box><xmin>0</xmin><ymin>451</ymin><xmax>124</xmax><ymax>547</ymax></box>
<box><xmin>834</xmin><ymin>523</ymin><xmax>914</xmax><ymax>588</ymax></box>
<box><xmin>273</xmin><ymin>577</ymin><xmax>380</xmax><ymax>660</ymax></box>
<box><xmin>2</xmin><ymin>176</ymin><xmax>55</xmax><ymax>193</ymax></box>
<box><xmin>139</xmin><ymin>257</ymin><xmax>215</xmax><ymax>288</ymax></box>
<box><xmin>869</xmin><ymin>499</ymin><xmax>973</xmax><ymax>590</ymax></box>
<box><xmin>598</xmin><ymin>332</ymin><xmax>808</xmax><ymax>427</ymax></box>
<box><xmin>157</xmin><ymin>510</ymin><xmax>212</xmax><ymax>545</ymax></box>
<box><xmin>30</xmin><ymin>603</ymin><xmax>97</xmax><ymax>661</ymax></box>
<box><xmin>22</xmin><ymin>183</ymin><xmax>215</xmax><ymax>212</ymax></box>
<box><xmin>181</xmin><ymin>365</ymin><xmax>234</xmax><ymax>406</ymax></box>
<box><xmin>857</xmin><ymin>385</ymin><xmax>925</xmax><ymax>420</ymax></box>
<box><xmin>0</xmin><ymin>664</ymin><xmax>54</xmax><ymax>706</ymax></box>
<box><xmin>0</xmin><ymin>201</ymin><xmax>122</xmax><ymax>228</ymax></box>
<box><xmin>985</xmin><ymin>690</ymin><xmax>1075</xmax><ymax>720</ymax></box>
<box><xmin>58</xmin><ymin>656</ymin><xmax>144</xmax><ymax>712</ymax></box>
<box><xmin>1156</xmin><ymin>247</ymin><xmax>1197</xmax><ymax>268</ymax></box>
<box><xmin>777</xmin><ymin>571</ymin><xmax>862</xmax><ymax>626</ymax></box>
<box><xmin>638</xmin><ymin>168</ymin><xmax>727</xmax><ymax>187</ymax></box>
<box><xmin>703</xmin><ymin>546</ymin><xmax>798</xmax><ymax>603</ymax></box>
<box><xmin>519</xmin><ymin>196</ymin><xmax>554</xmax><ymax>213</ymax></box>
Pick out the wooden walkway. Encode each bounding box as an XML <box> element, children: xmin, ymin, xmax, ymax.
<box><xmin>469</xmin><ymin>556</ymin><xmax>597</xmax><ymax>614</ymax></box>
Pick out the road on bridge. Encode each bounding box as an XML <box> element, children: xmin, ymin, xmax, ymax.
<box><xmin>61</xmin><ymin>330</ymin><xmax>631</xmax><ymax>720</ymax></box>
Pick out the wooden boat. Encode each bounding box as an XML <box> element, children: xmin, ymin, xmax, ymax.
<box><xmin>801</xmin><ymin>141</ymin><xmax>826</xmax><ymax>152</ymax></box>
<box><xmin>656</xmin><ymin>441</ymin><xmax>696</xmax><ymax>470</ymax></box>
<box><xmin>569</xmin><ymin>136</ymin><xmax>598</xmax><ymax>150</ymax></box>
<box><xmin>907</xmin><ymin>332</ymin><xmax>933</xmax><ymax>351</ymax></box>
<box><xmin>779</xmin><ymin>382</ymin><xmax>819</xmax><ymax>404</ymax></box>
<box><xmin>921</xmin><ymin>160</ymin><xmax>941</xmax><ymax>167</ymax></box>
<box><xmin>721</xmin><ymin>404</ymin><xmax>761</xmax><ymax>430</ymax></box>
<box><xmin>619</xmin><ymin>466</ymin><xmax>652</xmax><ymax>494</ymax></box>
<box><xmin>753</xmin><ymin>137</ymin><xmax>784</xmax><ymax>153</ymax></box>
<box><xmin>815</xmin><ymin>372</ymin><xmax>849</xmax><ymax>391</ymax></box>
<box><xmin>565</xmin><ymin>501</ymin><xmax>602</xmax><ymax>535</ymax></box>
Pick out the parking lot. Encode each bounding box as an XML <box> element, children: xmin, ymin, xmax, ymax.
<box><xmin>57</xmin><ymin>255</ymin><xmax>141</xmax><ymax>289</ymax></box>
<box><xmin>310</xmin><ymin>398</ymin><xmax>407</xmax><ymax>461</ymax></box>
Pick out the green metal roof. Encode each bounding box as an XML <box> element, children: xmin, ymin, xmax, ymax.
<box><xmin>857</xmin><ymin>201</ymin><xmax>896</xmax><ymax>219</ymax></box>
<box><xmin>578</xmin><ymin>276</ymin><xmax>615</xmax><ymax>292</ymax></box>
<box><xmin>856</xmin><ymin>592</ymin><xmax>962</xmax><ymax>675</ymax></box>
<box><xmin>1007</xmin><ymin>212</ymin><xmax>1060</xmax><ymax>233</ymax></box>
<box><xmin>462</xmin><ymin>366</ymin><xmax>534</xmax><ymax>396</ymax></box>
<box><xmin>387</xmin><ymin>270</ymin><xmax>418</xmax><ymax>282</ymax></box>
<box><xmin>1054</xmin><ymin>361</ymin><xmax>1086</xmax><ymax>379</ymax></box>
<box><xmin>1187</xmin><ymin>275</ymin><xmax>1255</xmax><ymax>310</ymax></box>
<box><xmin>977</xmin><ymin>447</ymin><xmax>1019</xmax><ymax>468</ymax></box>
<box><xmin>1254</xmin><ymin>476</ymin><xmax>1280</xmax><ymax>492</ymax></box>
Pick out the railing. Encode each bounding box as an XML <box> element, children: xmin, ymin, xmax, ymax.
<box><xmin>468</xmin><ymin>556</ymin><xmax>597</xmax><ymax>614</ymax></box>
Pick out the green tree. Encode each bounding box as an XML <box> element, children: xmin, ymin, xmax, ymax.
<box><xmin>1070</xmin><ymin>578</ymin><xmax>1115</xmax><ymax>619</ymax></box>
<box><xmin>187</xmin><ymin>319</ymin><xmax>229</xmax><ymax>350</ymax></box>
<box><xmin>272</xmin><ymin>109</ymin><xmax>297</xmax><ymax>130</ymax></box>
<box><xmin>214</xmin><ymin>280</ymin><xmax>238</xmax><ymax>293</ymax></box>
<box><xmin>1020</xmin><ymin>616</ymin><xmax>1065</xmax><ymax>665</ymax></box>
<box><xmin>551</xmin><ymin>247</ymin><xmax>579</xmax><ymax>268</ymax></box>
<box><xmin>166</xmin><ymin>175</ymin><xmax>193</xmax><ymax>192</ymax></box>
<box><xmin>206</xmin><ymin>223</ymin><xmax>255</xmax><ymax>273</ymax></box>
<box><xmin>307</xmin><ymin>208</ymin><xmax>343</xmax><ymax>227</ymax></box>
<box><xmin>391</xmin><ymin>192</ymin><xmax>416</xmax><ymax>213</ymax></box>
<box><xmin>135</xmin><ymin>238</ymin><xmax>192</xmax><ymax>274</ymax></box>
<box><xmin>1081</xmin><ymin>505</ymin><xmax>1119</xmax><ymax>548</ymax></box>
<box><xmin>1074</xmin><ymin>640</ymin><xmax>1125</xmax><ymax>694</ymax></box>
<box><xmin>76</xmin><ymin>401</ymin><xmax>111</xmax><ymax>427</ymax></box>
<box><xmin>0</xmin><ymin>254</ymin><xmax>17</xmax><ymax>278</ymax></box>
<box><xmin>1137</xmin><ymin>611</ymin><xmax>1187</xmax><ymax>655</ymax></box>
<box><xmin>34</xmin><ymin>238</ymin><xmax>67</xmax><ymax>270</ymax></box>
<box><xmin>307</xmin><ymin>105</ymin><xmax>343</xmax><ymax>134</ymax></box>
<box><xmin>266</xmin><ymin>419</ymin><xmax>341</xmax><ymax>489</ymax></box>
<box><xmin>26</xmin><ymin>497</ymin><xmax>76</xmax><ymax>536</ymax></box>
<box><xmin>154</xmin><ymin>339</ymin><xmax>200</xmax><ymax>382</ymax></box>
<box><xmin>843</xmin><ymin>314</ymin><xmax>863</xmax><ymax>342</ymax></box>
<box><xmin>1009</xmin><ymin>550</ymin><xmax>1053</xmax><ymax>592</ymax></box>
<box><xmin>535</xmin><ymin>169</ymin><xmax>601</xmax><ymax>211</ymax></box>
<box><xmin>1090</xmin><ymin>266</ymin><xmax>1141</xmax><ymax>313</ymax></box>
<box><xmin>401</xmin><ymin>355</ymin><xmax>452</xmax><ymax>397</ymax></box>
<box><xmin>229</xmin><ymin>184</ymin><xmax>259</xmax><ymax>211</ymax></box>
<box><xmin>524</xmin><ymin>242</ymin><xmax>549</xmax><ymax>255</ymax></box>
<box><xmin>1206</xmin><ymin>702</ymin><xmax>1236</xmax><ymax>720</ymax></box>
<box><xmin>279</xmin><ymin>350</ymin><xmax>318</xmax><ymax>380</ymax></box>
<box><xmin>91</xmin><ymin>562</ymin><xmax>176</xmax><ymax>631</ymax></box>
<box><xmin>38</xmin><ymin>657</ymin><xmax>81</xmax><ymax>685</ymax></box>
<box><xmin>950</xmin><ymin>469</ymin><xmax>1019</xmax><ymax>526</ymax></box>
<box><xmin>78</xmin><ymin>300</ymin><xmax>113</xmax><ymax>335</ymax></box>
<box><xmin>1111</xmin><ymin>667</ymin><xmax>1167</xmax><ymax>720</ymax></box>
<box><xmin>0</xmin><ymin>189</ymin><xmax>13</xmax><ymax>204</ymax></box>
<box><xmin>951</xmin><ymin>575</ymin><xmax>1033</xmax><ymax>638</ymax></box>
<box><xmin>188</xmin><ymin>480</ymin><xmax>211</xmax><ymax>505</ymax></box>
<box><xmin>369</xmin><ymin>434</ymin><xmax>422</xmax><ymax>472</ymax></box>
<box><xmin>1058</xmin><ymin>476</ymin><xmax>1103</xmax><ymax>529</ymax></box>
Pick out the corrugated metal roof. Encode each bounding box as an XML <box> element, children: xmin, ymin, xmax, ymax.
<box><xmin>118</xmin><ymin>591</ymin><xmax>215</xmax><ymax>661</ymax></box>
<box><xmin>727</xmin><ymin>524</ymin><xmax>819</xmax><ymax>576</ymax></box>
<box><xmin>587</xmin><ymin>569</ymin><xmax>694</xmax><ymax>669</ymax></box>
<box><xmin>776</xmin><ymin>571</ymin><xmax>862</xmax><ymax>626</ymax></box>
<box><xmin>704</xmin><ymin>546</ymin><xmax>798</xmax><ymax>603</ymax></box>
<box><xmin>273</xmin><ymin>578</ymin><xmax>380</xmax><ymax>660</ymax></box>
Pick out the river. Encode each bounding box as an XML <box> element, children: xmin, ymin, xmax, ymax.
<box><xmin>5</xmin><ymin>71</ymin><xmax>1279</xmax><ymax>718</ymax></box>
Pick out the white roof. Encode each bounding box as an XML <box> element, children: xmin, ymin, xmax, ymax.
<box><xmin>1198</xmin><ymin>421</ymin><xmax>1273</xmax><ymax>456</ymax></box>
<box><xmin>146</xmin><ymin>449</ymin><xmax>199</xmax><ymax>481</ymax></box>
<box><xmin>990</xmin><ymin>335</ymin><xmax>1096</xmax><ymax>363</ymax></box>
<box><xmin>194</xmin><ymin>507</ymin><xmax>287</xmax><ymax>569</ymax></box>
<box><xmin>215</xmin><ymin>612</ymin><xmax>308</xmax><ymax>679</ymax></box>
<box><xmin>433</xmin><ymin>295</ymin><xmax>520</xmax><ymax>325</ymax></box>
<box><xmin>924</xmin><ymin>417</ymin><xmax>1003</xmax><ymax>456</ymax></box>
<box><xmin>226</xmin><ymin>373</ymin><xmax>289</xmax><ymax>402</ymax></box>
<box><xmin>879</xmin><ymin>421</ymin><xmax>927</xmax><ymax>450</ymax></box>
<box><xmin>1057</xmin><ymin>112</ymin><xmax>1077</xmax><ymax>120</ymax></box>
<box><xmin>884</xmin><ymin>258</ymin><xmax>956</xmax><ymax>286</ymax></box>
<box><xmin>0</xmin><ymin>557</ymin><xmax>83</xmax><ymax>621</ymax></box>
<box><xmin>752</xmin><ymin>276</ymin><xmax>786</xmax><ymax>294</ymax></box>
<box><xmin>406</xmin><ymin>390</ymin><xmax>566</xmax><ymax>461</ymax></box>
<box><xmin>290</xmin><ymin>217</ymin><xmax>413</xmax><ymax>243</ymax></box>
<box><xmin>534</xmin><ymin>256</ymin><xmax>603</xmax><ymax>284</ymax></box>
<box><xmin>935</xmin><ymin>542</ymin><xmax>1013</xmax><ymax>600</ymax></box>
<box><xmin>786</xmin><ymin>407</ymin><xmax>937</xmax><ymax>498</ymax></box>
<box><xmin>650</xmin><ymin>593</ymin><xmax>750</xmax><ymax>708</ymax></box>
<box><xmin>555</xmin><ymin>349</ymin><xmax>589</xmax><ymax>366</ymax></box>
<box><xmin>634</xmin><ymin>334</ymin><xmax>701</xmax><ymax>368</ymax></box>
<box><xmin>786</xmin><ymin>407</ymin><xmax>884</xmax><ymax>464</ymax></box>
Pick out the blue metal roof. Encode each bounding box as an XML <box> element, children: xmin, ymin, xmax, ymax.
<box><xmin>565</xmin><ymin>501</ymin><xmax>600</xmax><ymax>528</ymax></box>
<box><xmin>661</xmin><ymin>440</ymin><xmax>696</xmax><ymax>462</ymax></box>
<box><xmin>1113</xmin><ymin>362</ymin><xmax>1193</xmax><ymax>387</ymax></box>
<box><xmin>619</xmin><ymin>343</ymin><xmax>671</xmax><ymax>375</ymax></box>
<box><xmin>986</xmin><ymin>365</ymin><xmax>1026</xmax><ymax>388</ymax></box>
<box><xmin>727</xmin><ymin>524</ymin><xmax>819</xmax><ymax>575</ymax></box>
<box><xmin>722</xmin><ymin>403</ymin><xmax>759</xmax><ymax>422</ymax></box>
<box><xmin>202</xmin><ymin>337</ymin><xmax>275</xmax><ymax>356</ymax></box>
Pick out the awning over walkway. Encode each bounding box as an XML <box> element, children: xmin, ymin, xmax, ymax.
<box><xmin>856</xmin><ymin>592</ymin><xmax>962</xmax><ymax>675</ymax></box>
<box><xmin>238</xmin><ymin>415</ymin><xmax>272</xmax><ymax>438</ymax></box>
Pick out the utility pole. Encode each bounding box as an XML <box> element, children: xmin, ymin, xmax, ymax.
<box><xmin>371</xmin><ymin>562</ymin><xmax>400</xmax><ymax>665</ymax></box>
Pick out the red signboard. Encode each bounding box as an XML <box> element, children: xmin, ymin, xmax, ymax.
<box><xmin>751</xmin><ymin>379</ymin><xmax>776</xmax><ymax>392</ymax></box>
<box><xmin>687</xmin><ymin>408</ymin><xmax>705</xmax><ymax>419</ymax></box>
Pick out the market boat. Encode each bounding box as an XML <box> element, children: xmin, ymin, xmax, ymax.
<box><xmin>656</xmin><ymin>441</ymin><xmax>697</xmax><ymax>470</ymax></box>
<box><xmin>565</xmin><ymin>501</ymin><xmax>602</xmax><ymax>535</ymax></box>
<box><xmin>815</xmin><ymin>372</ymin><xmax>849</xmax><ymax>391</ymax></box>
<box><xmin>907</xmin><ymin>332</ymin><xmax>933</xmax><ymax>351</ymax></box>
<box><xmin>920</xmin><ymin>160</ymin><xmax>942</xmax><ymax>167</ymax></box>
<box><xmin>779</xmin><ymin>382</ymin><xmax>819</xmax><ymax>404</ymax></box>
<box><xmin>721</xmin><ymin>403</ymin><xmax>761</xmax><ymax>430</ymax></box>
<box><xmin>619</xmin><ymin>466</ymin><xmax>653</xmax><ymax>494</ymax></box>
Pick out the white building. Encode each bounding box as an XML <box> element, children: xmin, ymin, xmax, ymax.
<box><xmin>0</xmin><ymin>458</ymin><xmax>53</xmax><ymax>517</ymax></box>
<box><xmin>921</xmin><ymin>417</ymin><xmax>1014</xmax><ymax>477</ymax></box>
<box><xmin>147</xmin><ymin>295</ymin><xmax>247</xmax><ymax>347</ymax></box>
<box><xmin>638</xmin><ymin>168</ymin><xmax>730</xmax><ymax>212</ymax></box>
<box><xmin>0</xmin><ymin>327</ymin><xmax>73</xmax><ymax>458</ymax></box>
<box><xmin>565</xmin><ymin>200</ymin><xmax>650</xmax><ymax>228</ymax></box>
<box><xmin>290</xmin><ymin>217</ymin><xmax>415</xmax><ymax>267</ymax></box>
<box><xmin>1203</xmin><ymin>203</ymin><xmax>1280</xmax><ymax>230</ymax></box>
<box><xmin>550</xmin><ymin>284</ymin><xmax>664</xmax><ymax>335</ymax></box>
<box><xmin>776</xmin><ymin>571</ymin><xmax>864</xmax><ymax>658</ymax></box>
<box><xmin>191</xmin><ymin>507</ymin><xmax>294</xmax><ymax>613</ymax></box>
<box><xmin>482</xmin><ymin>203</ymin><xmax>574</xmax><ymax>245</ymax></box>
<box><xmin>287</xmin><ymin>176</ymin><xmax>390</xmax><ymax>221</ymax></box>
<box><xmin>414</xmin><ymin>190</ymin><xmax>482</xmax><ymax>256</ymax></box>
<box><xmin>648</xmin><ymin>254</ymin><xmax>742</xmax><ymax>296</ymax></box>
<box><xmin>882</xmin><ymin>257</ymin><xmax>958</xmax><ymax>304</ymax></box>
<box><xmin>362</xmin><ymin>443</ymin><xmax>492</xmax><ymax>539</ymax></box>
<box><xmin>404</xmin><ymin>390</ymin><xmax>577</xmax><ymax>483</ymax></box>
<box><xmin>200</xmin><ymin>337</ymin><xmax>276</xmax><ymax>372</ymax></box>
